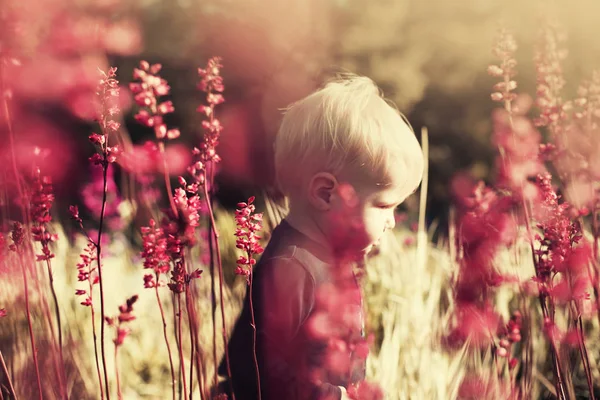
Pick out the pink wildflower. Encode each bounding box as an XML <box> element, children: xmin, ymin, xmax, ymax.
<box><xmin>106</xmin><ymin>295</ymin><xmax>138</xmax><ymax>346</ymax></box>
<box><xmin>451</xmin><ymin>179</ymin><xmax>516</xmax><ymax>303</ymax></box>
<box><xmin>533</xmin><ymin>21</ymin><xmax>569</xmax><ymax>130</ymax></box>
<box><xmin>533</xmin><ymin>174</ymin><xmax>582</xmax><ymax>279</ymax></box>
<box><xmin>81</xmin><ymin>164</ymin><xmax>124</xmax><ymax>230</ymax></box>
<box><xmin>489</xmin><ymin>28</ymin><xmax>518</xmax><ymax>104</ymax></box>
<box><xmin>8</xmin><ymin>222</ymin><xmax>25</xmax><ymax>252</ymax></box>
<box><xmin>140</xmin><ymin>219</ymin><xmax>170</xmax><ymax>288</ymax></box>
<box><xmin>29</xmin><ymin>166</ymin><xmax>58</xmax><ymax>261</ymax></box>
<box><xmin>495</xmin><ymin>311</ymin><xmax>522</xmax><ymax>361</ymax></box>
<box><xmin>489</xmin><ymin>28</ymin><xmax>545</xmax><ymax>202</ymax></box>
<box><xmin>130</xmin><ymin>61</ymin><xmax>180</xmax><ymax>141</ymax></box>
<box><xmin>75</xmin><ymin>240</ymin><xmax>98</xmax><ymax>307</ymax></box>
<box><xmin>189</xmin><ymin>58</ymin><xmax>225</xmax><ymax>187</ymax></box>
<box><xmin>445</xmin><ymin>303</ymin><xmax>501</xmax><ymax>348</ymax></box>
<box><xmin>234</xmin><ymin>196</ymin><xmax>264</xmax><ymax>281</ymax></box>
<box><xmin>91</xmin><ymin>67</ymin><xmax>122</xmax><ymax>167</ymax></box>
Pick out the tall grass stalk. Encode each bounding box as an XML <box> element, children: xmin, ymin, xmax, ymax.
<box><xmin>0</xmin><ymin>351</ymin><xmax>17</xmax><ymax>400</ymax></box>
<box><xmin>154</xmin><ymin>279</ymin><xmax>177</xmax><ymax>400</ymax></box>
<box><xmin>2</xmin><ymin>59</ymin><xmax>44</xmax><ymax>399</ymax></box>
<box><xmin>203</xmin><ymin>171</ymin><xmax>235</xmax><ymax>400</ymax></box>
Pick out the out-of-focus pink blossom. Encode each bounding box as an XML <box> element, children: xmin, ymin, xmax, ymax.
<box><xmin>347</xmin><ymin>380</ymin><xmax>384</xmax><ymax>400</ymax></box>
<box><xmin>306</xmin><ymin>261</ymin><xmax>378</xmax><ymax>395</ymax></box>
<box><xmin>189</xmin><ymin>58</ymin><xmax>225</xmax><ymax>188</ymax></box>
<box><xmin>489</xmin><ymin>29</ymin><xmax>518</xmax><ymax>104</ymax></box>
<box><xmin>81</xmin><ymin>164</ymin><xmax>124</xmax><ymax>231</ymax></box>
<box><xmin>119</xmin><ymin>141</ymin><xmax>161</xmax><ymax>175</ymax></box>
<box><xmin>533</xmin><ymin>174</ymin><xmax>583</xmax><ymax>281</ymax></box>
<box><xmin>130</xmin><ymin>61</ymin><xmax>179</xmax><ymax>141</ymax></box>
<box><xmin>534</xmin><ymin>22</ymin><xmax>569</xmax><ymax>130</ymax></box>
<box><xmin>445</xmin><ymin>303</ymin><xmax>501</xmax><ymax>348</ymax></box>
<box><xmin>8</xmin><ymin>222</ymin><xmax>25</xmax><ymax>252</ymax></box>
<box><xmin>106</xmin><ymin>295</ymin><xmax>138</xmax><ymax>346</ymax></box>
<box><xmin>29</xmin><ymin>163</ymin><xmax>58</xmax><ymax>261</ymax></box>
<box><xmin>457</xmin><ymin>374</ymin><xmax>516</xmax><ymax>400</ymax></box>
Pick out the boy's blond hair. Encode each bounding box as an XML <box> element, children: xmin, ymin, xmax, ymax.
<box><xmin>274</xmin><ymin>73</ymin><xmax>423</xmax><ymax>200</ymax></box>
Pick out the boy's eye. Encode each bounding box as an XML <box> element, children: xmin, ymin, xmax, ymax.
<box><xmin>376</xmin><ymin>204</ymin><xmax>394</xmax><ymax>209</ymax></box>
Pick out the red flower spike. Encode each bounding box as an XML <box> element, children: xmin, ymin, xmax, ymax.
<box><xmin>9</xmin><ymin>222</ymin><xmax>25</xmax><ymax>252</ymax></box>
<box><xmin>130</xmin><ymin>60</ymin><xmax>179</xmax><ymax>142</ymax></box>
<box><xmin>106</xmin><ymin>295</ymin><xmax>138</xmax><ymax>347</ymax></box>
<box><xmin>234</xmin><ymin>197</ymin><xmax>264</xmax><ymax>281</ymax></box>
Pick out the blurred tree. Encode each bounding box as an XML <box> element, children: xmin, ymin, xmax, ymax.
<box><xmin>113</xmin><ymin>0</ymin><xmax>600</xmax><ymax>224</ymax></box>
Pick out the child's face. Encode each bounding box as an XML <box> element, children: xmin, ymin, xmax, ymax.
<box><xmin>327</xmin><ymin>167</ymin><xmax>408</xmax><ymax>256</ymax></box>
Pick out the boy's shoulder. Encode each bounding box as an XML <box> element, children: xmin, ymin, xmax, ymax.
<box><xmin>258</xmin><ymin>220</ymin><xmax>333</xmax><ymax>286</ymax></box>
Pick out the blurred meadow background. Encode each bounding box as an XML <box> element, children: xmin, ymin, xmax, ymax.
<box><xmin>2</xmin><ymin>0</ymin><xmax>600</xmax><ymax>399</ymax></box>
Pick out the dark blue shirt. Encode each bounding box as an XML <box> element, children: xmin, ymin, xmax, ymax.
<box><xmin>217</xmin><ymin>219</ymin><xmax>366</xmax><ymax>400</ymax></box>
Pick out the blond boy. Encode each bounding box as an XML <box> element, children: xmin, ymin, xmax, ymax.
<box><xmin>218</xmin><ymin>74</ymin><xmax>424</xmax><ymax>400</ymax></box>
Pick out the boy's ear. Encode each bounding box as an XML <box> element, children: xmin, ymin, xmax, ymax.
<box><xmin>308</xmin><ymin>172</ymin><xmax>338</xmax><ymax>211</ymax></box>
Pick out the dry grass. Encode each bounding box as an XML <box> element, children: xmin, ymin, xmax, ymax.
<box><xmin>2</xmin><ymin>206</ymin><xmax>600</xmax><ymax>398</ymax></box>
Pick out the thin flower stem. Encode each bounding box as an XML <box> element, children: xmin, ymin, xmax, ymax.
<box><xmin>248</xmin><ymin>268</ymin><xmax>261</xmax><ymax>400</ymax></box>
<box><xmin>0</xmin><ymin>351</ymin><xmax>17</xmax><ymax>399</ymax></box>
<box><xmin>177</xmin><ymin>294</ymin><xmax>188</xmax><ymax>400</ymax></box>
<box><xmin>114</xmin><ymin>346</ymin><xmax>122</xmax><ymax>400</ymax></box>
<box><xmin>208</xmin><ymin>228</ymin><xmax>218</xmax><ymax>390</ymax></box>
<box><xmin>520</xmin><ymin>299</ymin><xmax>534</xmax><ymax>397</ymax></box>
<box><xmin>1</xmin><ymin>58</ymin><xmax>26</xmax><ymax>221</ymax></box>
<box><xmin>21</xmin><ymin>258</ymin><xmax>43</xmax><ymax>400</ymax></box>
<box><xmin>97</xmin><ymin>162</ymin><xmax>111</xmax><ymax>400</ymax></box>
<box><xmin>499</xmin><ymin>60</ymin><xmax>570</xmax><ymax>399</ymax></box>
<box><xmin>539</xmin><ymin>294</ymin><xmax>567</xmax><ymax>400</ymax></box>
<box><xmin>521</xmin><ymin>191</ymin><xmax>568</xmax><ymax>399</ymax></box>
<box><xmin>1</xmin><ymin>62</ymin><xmax>41</xmax><ymax>399</ymax></box>
<box><xmin>573</xmin><ymin>309</ymin><xmax>595</xmax><ymax>400</ymax></box>
<box><xmin>592</xmin><ymin>208</ymin><xmax>600</xmax><ymax>327</ymax></box>
<box><xmin>158</xmin><ymin>142</ymin><xmax>178</xmax><ymax>218</ymax></box>
<box><xmin>172</xmin><ymin>294</ymin><xmax>182</xmax><ymax>400</ymax></box>
<box><xmin>44</xmin><ymin>258</ymin><xmax>67</xmax><ymax>399</ymax></box>
<box><xmin>90</xmin><ymin>301</ymin><xmax>105</xmax><ymax>400</ymax></box>
<box><xmin>185</xmin><ymin>288</ymin><xmax>207</xmax><ymax>400</ymax></box>
<box><xmin>203</xmin><ymin>172</ymin><xmax>235</xmax><ymax>400</ymax></box>
<box><xmin>32</xmin><ymin>260</ymin><xmax>65</xmax><ymax>398</ymax></box>
<box><xmin>185</xmin><ymin>287</ymin><xmax>195</xmax><ymax>400</ymax></box>
<box><xmin>185</xmin><ymin>253</ymin><xmax>207</xmax><ymax>400</ymax></box>
<box><xmin>155</xmin><ymin>284</ymin><xmax>176</xmax><ymax>400</ymax></box>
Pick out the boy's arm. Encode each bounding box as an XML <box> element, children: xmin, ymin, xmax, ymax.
<box><xmin>260</xmin><ymin>257</ymin><xmax>342</xmax><ymax>400</ymax></box>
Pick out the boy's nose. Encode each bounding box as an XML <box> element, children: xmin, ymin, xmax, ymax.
<box><xmin>386</xmin><ymin>212</ymin><xmax>396</xmax><ymax>230</ymax></box>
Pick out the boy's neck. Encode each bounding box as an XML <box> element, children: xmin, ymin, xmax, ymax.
<box><xmin>284</xmin><ymin>205</ymin><xmax>363</xmax><ymax>264</ymax></box>
<box><xmin>284</xmin><ymin>205</ymin><xmax>330</xmax><ymax>249</ymax></box>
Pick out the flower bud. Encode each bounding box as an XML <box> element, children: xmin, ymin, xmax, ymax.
<box><xmin>491</xmin><ymin>92</ymin><xmax>503</xmax><ymax>102</ymax></box>
<box><xmin>496</xmin><ymin>347</ymin><xmax>508</xmax><ymax>357</ymax></box>
<box><xmin>487</xmin><ymin>65</ymin><xmax>504</xmax><ymax>77</ymax></box>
